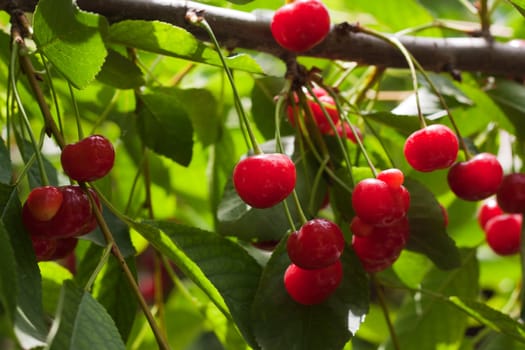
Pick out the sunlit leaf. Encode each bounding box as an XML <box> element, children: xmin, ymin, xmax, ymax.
<box><xmin>108</xmin><ymin>20</ymin><xmax>263</xmax><ymax>74</ymax></box>
<box><xmin>33</xmin><ymin>0</ymin><xmax>108</xmax><ymax>88</ymax></box>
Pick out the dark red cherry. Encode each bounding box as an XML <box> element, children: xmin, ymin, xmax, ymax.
<box><xmin>61</xmin><ymin>135</ymin><xmax>115</xmax><ymax>182</ymax></box>
<box><xmin>287</xmin><ymin>218</ymin><xmax>345</xmax><ymax>269</ymax></box>
<box><xmin>31</xmin><ymin>236</ymin><xmax>57</xmax><ymax>261</ymax></box>
<box><xmin>233</xmin><ymin>153</ymin><xmax>296</xmax><ymax>208</ymax></box>
<box><xmin>496</xmin><ymin>173</ymin><xmax>525</xmax><ymax>213</ymax></box>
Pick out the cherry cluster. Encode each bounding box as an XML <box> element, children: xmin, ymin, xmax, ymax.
<box><xmin>22</xmin><ymin>135</ymin><xmax>114</xmax><ymax>261</ymax></box>
<box><xmin>284</xmin><ymin>218</ymin><xmax>345</xmax><ymax>305</ymax></box>
<box><xmin>286</xmin><ymin>87</ymin><xmax>362</xmax><ymax>143</ymax></box>
<box><xmin>477</xmin><ymin>173</ymin><xmax>525</xmax><ymax>255</ymax></box>
<box><xmin>350</xmin><ymin>169</ymin><xmax>410</xmax><ymax>272</ymax></box>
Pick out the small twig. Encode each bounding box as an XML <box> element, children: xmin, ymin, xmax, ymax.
<box><xmin>372</xmin><ymin>275</ymin><xmax>401</xmax><ymax>350</ymax></box>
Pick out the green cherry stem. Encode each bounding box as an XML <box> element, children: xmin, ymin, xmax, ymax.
<box><xmin>10</xmin><ymin>41</ymin><xmax>50</xmax><ymax>186</ymax></box>
<box><xmin>188</xmin><ymin>12</ymin><xmax>262</xmax><ymax>155</ymax></box>
<box><xmin>372</xmin><ymin>275</ymin><xmax>401</xmax><ymax>350</ymax></box>
<box><xmin>68</xmin><ymin>82</ymin><xmax>84</xmax><ymax>140</ymax></box>
<box><xmin>40</xmin><ymin>54</ymin><xmax>65</xmax><ymax>137</ymax></box>
<box><xmin>83</xmin><ymin>243</ymin><xmax>113</xmax><ymax>292</ymax></box>
<box><xmin>358</xmin><ymin>26</ymin><xmax>425</xmax><ymax>128</ymax></box>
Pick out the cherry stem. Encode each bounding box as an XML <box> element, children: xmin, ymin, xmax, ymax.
<box><xmin>40</xmin><ymin>55</ymin><xmax>64</xmax><ymax>137</ymax></box>
<box><xmin>90</xmin><ymin>90</ymin><xmax>120</xmax><ymax>134</ymax></box>
<box><xmin>372</xmin><ymin>275</ymin><xmax>401</xmax><ymax>350</ymax></box>
<box><xmin>83</xmin><ymin>243</ymin><xmax>113</xmax><ymax>292</ymax></box>
<box><xmin>68</xmin><ymin>82</ymin><xmax>84</xmax><ymax>140</ymax></box>
<box><xmin>478</xmin><ymin>0</ymin><xmax>491</xmax><ymax>40</ymax></box>
<box><xmin>82</xmin><ymin>183</ymin><xmax>172</xmax><ymax>350</ymax></box>
<box><xmin>188</xmin><ymin>12</ymin><xmax>262</xmax><ymax>155</ymax></box>
<box><xmin>10</xmin><ymin>40</ymin><xmax>50</xmax><ymax>186</ymax></box>
<box><xmin>350</xmin><ymin>66</ymin><xmax>386</xmax><ymax>107</ymax></box>
<box><xmin>358</xmin><ymin>27</ymin><xmax>425</xmax><ymax>128</ymax></box>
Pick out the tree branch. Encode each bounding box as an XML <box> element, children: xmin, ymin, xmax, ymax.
<box><xmin>3</xmin><ymin>0</ymin><xmax>525</xmax><ymax>77</ymax></box>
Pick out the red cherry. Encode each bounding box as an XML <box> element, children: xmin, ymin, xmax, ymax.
<box><xmin>284</xmin><ymin>260</ymin><xmax>343</xmax><ymax>305</ymax></box>
<box><xmin>233</xmin><ymin>153</ymin><xmax>296</xmax><ymax>208</ymax></box>
<box><xmin>351</xmin><ymin>218</ymin><xmax>409</xmax><ymax>273</ymax></box>
<box><xmin>485</xmin><ymin>214</ymin><xmax>522</xmax><ymax>255</ymax></box>
<box><xmin>287</xmin><ymin>218</ymin><xmax>345</xmax><ymax>269</ymax></box>
<box><xmin>478</xmin><ymin>198</ymin><xmax>504</xmax><ymax>229</ymax></box>
<box><xmin>61</xmin><ymin>135</ymin><xmax>115</xmax><ymax>182</ymax></box>
<box><xmin>49</xmin><ymin>238</ymin><xmax>78</xmax><ymax>260</ymax></box>
<box><xmin>447</xmin><ymin>153</ymin><xmax>503</xmax><ymax>201</ymax></box>
<box><xmin>404</xmin><ymin>124</ymin><xmax>458</xmax><ymax>172</ymax></box>
<box><xmin>329</xmin><ymin>122</ymin><xmax>362</xmax><ymax>144</ymax></box>
<box><xmin>377</xmin><ymin>168</ymin><xmax>404</xmax><ymax>190</ymax></box>
<box><xmin>271</xmin><ymin>0</ymin><xmax>331</xmax><ymax>52</ymax></box>
<box><xmin>352</xmin><ymin>178</ymin><xmax>408</xmax><ymax>226</ymax></box>
<box><xmin>22</xmin><ymin>185</ymin><xmax>101</xmax><ymax>239</ymax></box>
<box><xmin>25</xmin><ymin>186</ymin><xmax>63</xmax><ymax>221</ymax></box>
<box><xmin>286</xmin><ymin>88</ymin><xmax>339</xmax><ymax>133</ymax></box>
<box><xmin>31</xmin><ymin>237</ymin><xmax>57</xmax><ymax>261</ymax></box>
<box><xmin>496</xmin><ymin>173</ymin><xmax>525</xmax><ymax>213</ymax></box>
<box><xmin>349</xmin><ymin>216</ymin><xmax>374</xmax><ymax>237</ymax></box>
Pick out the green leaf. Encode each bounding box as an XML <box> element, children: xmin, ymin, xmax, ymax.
<box><xmin>40</xmin><ymin>262</ymin><xmax>73</xmax><ymax>315</ymax></box>
<box><xmin>167</xmin><ymin>88</ymin><xmax>219</xmax><ymax>147</ymax></box>
<box><xmin>46</xmin><ymin>280</ymin><xmax>126</xmax><ymax>350</ymax></box>
<box><xmin>129</xmin><ymin>220</ymin><xmax>262</xmax><ymax>349</ymax></box>
<box><xmin>251</xmin><ymin>239</ymin><xmax>369</xmax><ymax>350</ymax></box>
<box><xmin>108</xmin><ymin>20</ymin><xmax>263</xmax><ymax>74</ymax></box>
<box><xmin>15</xmin><ymin>137</ymin><xmax>59</xmax><ymax>188</ymax></box>
<box><xmin>0</xmin><ymin>222</ymin><xmax>17</xmax><ymax>339</ymax></box>
<box><xmin>478</xmin><ymin>332</ymin><xmax>525</xmax><ymax>350</ymax></box>
<box><xmin>33</xmin><ymin>0</ymin><xmax>108</xmax><ymax>89</ymax></box>
<box><xmin>0</xmin><ymin>184</ymin><xmax>47</xmax><ymax>348</ymax></box>
<box><xmin>93</xmin><ymin>255</ymin><xmax>137</xmax><ymax>342</ymax></box>
<box><xmin>137</xmin><ymin>91</ymin><xmax>194</xmax><ymax>166</ymax></box>
<box><xmin>449</xmin><ymin>297</ymin><xmax>525</xmax><ymax>343</ymax></box>
<box><xmin>384</xmin><ymin>249</ymin><xmax>479</xmax><ymax>349</ymax></box>
<box><xmin>509</xmin><ymin>0</ymin><xmax>525</xmax><ymax>17</ymax></box>
<box><xmin>217</xmin><ymin>137</ymin><xmax>327</xmax><ymax>242</ymax></box>
<box><xmin>365</xmin><ymin>112</ymin><xmax>421</xmax><ymax>136</ymax></box>
<box><xmin>0</xmin><ymin>137</ymin><xmax>12</xmax><ymax>184</ymax></box>
<box><xmin>96</xmin><ymin>49</ymin><xmax>145</xmax><ymax>89</ymax></box>
<box><xmin>486</xmin><ymin>79</ymin><xmax>525</xmax><ymax>137</ymax></box>
<box><xmin>404</xmin><ymin>178</ymin><xmax>461</xmax><ymax>270</ymax></box>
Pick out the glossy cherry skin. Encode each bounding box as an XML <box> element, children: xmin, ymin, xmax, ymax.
<box><xmin>22</xmin><ymin>185</ymin><xmax>101</xmax><ymax>239</ymax></box>
<box><xmin>351</xmin><ymin>218</ymin><xmax>409</xmax><ymax>273</ymax></box>
<box><xmin>271</xmin><ymin>0</ymin><xmax>331</xmax><ymax>52</ymax></box>
<box><xmin>287</xmin><ymin>218</ymin><xmax>345</xmax><ymax>269</ymax></box>
<box><xmin>287</xmin><ymin>88</ymin><xmax>339</xmax><ymax>133</ymax></box>
<box><xmin>447</xmin><ymin>153</ymin><xmax>503</xmax><ymax>201</ymax></box>
<box><xmin>485</xmin><ymin>214</ymin><xmax>522</xmax><ymax>255</ymax></box>
<box><xmin>404</xmin><ymin>124</ymin><xmax>458</xmax><ymax>172</ymax></box>
<box><xmin>233</xmin><ymin>153</ymin><xmax>296</xmax><ymax>208</ymax></box>
<box><xmin>496</xmin><ymin>173</ymin><xmax>525</xmax><ymax>213</ymax></box>
<box><xmin>25</xmin><ymin>186</ymin><xmax>63</xmax><ymax>221</ymax></box>
<box><xmin>61</xmin><ymin>135</ymin><xmax>115</xmax><ymax>182</ymax></box>
<box><xmin>284</xmin><ymin>260</ymin><xmax>343</xmax><ymax>305</ymax></box>
<box><xmin>478</xmin><ymin>198</ymin><xmax>504</xmax><ymax>229</ymax></box>
<box><xmin>352</xmin><ymin>178</ymin><xmax>409</xmax><ymax>226</ymax></box>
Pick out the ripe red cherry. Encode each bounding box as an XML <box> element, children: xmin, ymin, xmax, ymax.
<box><xmin>287</xmin><ymin>88</ymin><xmax>339</xmax><ymax>133</ymax></box>
<box><xmin>485</xmin><ymin>214</ymin><xmax>522</xmax><ymax>255</ymax></box>
<box><xmin>61</xmin><ymin>135</ymin><xmax>115</xmax><ymax>182</ymax></box>
<box><xmin>49</xmin><ymin>238</ymin><xmax>78</xmax><ymax>260</ymax></box>
<box><xmin>330</xmin><ymin>122</ymin><xmax>362</xmax><ymax>144</ymax></box>
<box><xmin>478</xmin><ymin>198</ymin><xmax>504</xmax><ymax>229</ymax></box>
<box><xmin>350</xmin><ymin>216</ymin><xmax>374</xmax><ymax>237</ymax></box>
<box><xmin>287</xmin><ymin>218</ymin><xmax>345</xmax><ymax>269</ymax></box>
<box><xmin>31</xmin><ymin>236</ymin><xmax>57</xmax><ymax>261</ymax></box>
<box><xmin>351</xmin><ymin>218</ymin><xmax>410</xmax><ymax>273</ymax></box>
<box><xmin>496</xmin><ymin>173</ymin><xmax>525</xmax><ymax>213</ymax></box>
<box><xmin>352</xmin><ymin>178</ymin><xmax>408</xmax><ymax>226</ymax></box>
<box><xmin>22</xmin><ymin>185</ymin><xmax>101</xmax><ymax>239</ymax></box>
<box><xmin>25</xmin><ymin>186</ymin><xmax>63</xmax><ymax>221</ymax></box>
<box><xmin>271</xmin><ymin>0</ymin><xmax>331</xmax><ymax>52</ymax></box>
<box><xmin>233</xmin><ymin>153</ymin><xmax>296</xmax><ymax>208</ymax></box>
<box><xmin>284</xmin><ymin>260</ymin><xmax>343</xmax><ymax>305</ymax></box>
<box><xmin>404</xmin><ymin>124</ymin><xmax>458</xmax><ymax>172</ymax></box>
<box><xmin>447</xmin><ymin>153</ymin><xmax>503</xmax><ymax>201</ymax></box>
